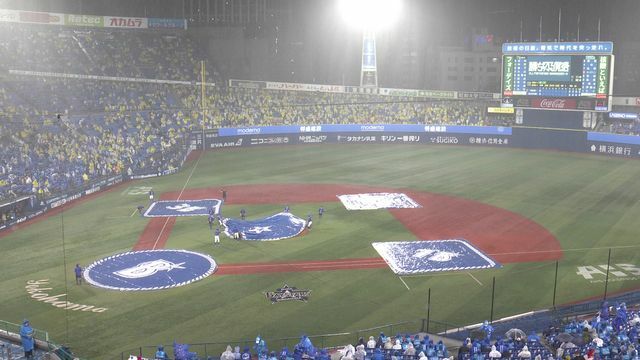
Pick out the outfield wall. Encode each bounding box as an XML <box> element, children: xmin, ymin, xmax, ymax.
<box><xmin>196</xmin><ymin>125</ymin><xmax>640</xmax><ymax>158</ymax></box>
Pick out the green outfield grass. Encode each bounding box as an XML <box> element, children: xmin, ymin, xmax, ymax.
<box><xmin>2</xmin><ymin>144</ymin><xmax>640</xmax><ymax>359</ymax></box>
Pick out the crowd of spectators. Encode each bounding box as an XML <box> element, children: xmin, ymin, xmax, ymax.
<box><xmin>543</xmin><ymin>302</ymin><xmax>640</xmax><ymax>360</ymax></box>
<box><xmin>202</xmin><ymin>303</ymin><xmax>640</xmax><ymax>360</ymax></box>
<box><xmin>597</xmin><ymin>119</ymin><xmax>640</xmax><ymax>136</ymax></box>
<box><xmin>0</xmin><ymin>77</ymin><xmax>193</xmax><ymax>202</ymax></box>
<box><xmin>7</xmin><ymin>20</ymin><xmax>640</xmax><ymax>207</ymax></box>
<box><xmin>187</xmin><ymin>88</ymin><xmax>511</xmax><ymax>129</ymax></box>
<box><xmin>0</xmin><ymin>23</ymin><xmax>207</xmax><ymax>81</ymax></box>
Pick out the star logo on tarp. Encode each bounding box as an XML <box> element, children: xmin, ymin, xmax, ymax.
<box><xmin>247</xmin><ymin>226</ymin><xmax>272</xmax><ymax>233</ymax></box>
<box><xmin>264</xmin><ymin>284</ymin><xmax>311</xmax><ymax>304</ymax></box>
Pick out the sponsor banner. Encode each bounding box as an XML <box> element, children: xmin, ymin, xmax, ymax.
<box><xmin>458</xmin><ymin>91</ymin><xmax>495</xmax><ymax>100</ymax></box>
<box><xmin>464</xmin><ymin>136</ymin><xmax>510</xmax><ymax>146</ymax></box>
<box><xmin>249</xmin><ymin>136</ymin><xmax>291</xmax><ymax>146</ymax></box>
<box><xmin>338</xmin><ymin>193</ymin><xmax>421</xmax><ymax>210</ymax></box>
<box><xmin>265</xmin><ymin>81</ymin><xmax>345</xmax><ymax>93</ymax></box>
<box><xmin>50</xmin><ymin>193</ymin><xmax>82</xmax><ymax>209</ymax></box>
<box><xmin>298</xmin><ymin>135</ymin><xmax>328</xmax><ymax>144</ymax></box>
<box><xmin>502</xmin><ymin>42</ymin><xmax>614</xmax><ymax>54</ymax></box>
<box><xmin>228</xmin><ymin>79</ymin><xmax>266</xmax><ymax>89</ymax></box>
<box><xmin>105</xmin><ymin>16</ymin><xmax>148</xmax><ymax>29</ymax></box>
<box><xmin>265</xmin><ymin>284</ymin><xmax>311</xmax><ymax>303</ymax></box>
<box><xmin>487</xmin><ymin>107</ymin><xmax>514</xmax><ymax>114</ymax></box>
<box><xmin>65</xmin><ymin>14</ymin><xmax>104</xmax><ymax>27</ymax></box>
<box><xmin>0</xmin><ymin>9</ymin><xmax>185</xmax><ymax>30</ymax></box>
<box><xmin>0</xmin><ymin>9</ymin><xmax>65</xmax><ymax>24</ymax></box>
<box><xmin>84</xmin><ymin>250</ymin><xmax>217</xmax><ymax>291</ymax></box>
<box><xmin>129</xmin><ymin>173</ymin><xmax>160</xmax><ymax>180</ymax></box>
<box><xmin>148</xmin><ymin>17</ymin><xmax>187</xmax><ymax>29</ymax></box>
<box><xmin>345</xmin><ymin>86</ymin><xmax>380</xmax><ymax>94</ymax></box>
<box><xmin>379</xmin><ymin>88</ymin><xmax>457</xmax><ymax>99</ymax></box>
<box><xmin>20</xmin><ymin>11</ymin><xmax>64</xmax><ymax>25</ymax></box>
<box><xmin>107</xmin><ymin>175</ymin><xmax>123</xmax><ymax>186</ymax></box>
<box><xmin>609</xmin><ymin>112</ymin><xmax>638</xmax><ymax>120</ymax></box>
<box><xmin>209</xmin><ymin>137</ymin><xmax>244</xmax><ymax>149</ymax></box>
<box><xmin>587</xmin><ymin>143</ymin><xmax>638</xmax><ymax>157</ymax></box>
<box><xmin>144</xmin><ymin>199</ymin><xmax>222</xmax><ymax>217</ymax></box>
<box><xmin>84</xmin><ymin>186</ymin><xmax>101</xmax><ymax>196</ymax></box>
<box><xmin>218</xmin><ymin>125</ymin><xmax>512</xmax><ymax>137</ymax></box>
<box><xmin>372</xmin><ymin>239</ymin><xmax>501</xmax><ymax>275</ymax></box>
<box><xmin>9</xmin><ymin>69</ymin><xmax>215</xmax><ymax>86</ymax></box>
<box><xmin>532</xmin><ymin>98</ymin><xmax>577</xmax><ymax>110</ymax></box>
<box><xmin>222</xmin><ymin>212</ymin><xmax>307</xmax><ymax>241</ymax></box>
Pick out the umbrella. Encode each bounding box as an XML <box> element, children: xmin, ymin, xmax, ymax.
<box><xmin>556</xmin><ymin>333</ymin><xmax>574</xmax><ymax>342</ymax></box>
<box><xmin>505</xmin><ymin>328</ymin><xmax>526</xmax><ymax>340</ymax></box>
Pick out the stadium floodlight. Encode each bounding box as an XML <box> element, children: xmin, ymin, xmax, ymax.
<box><xmin>338</xmin><ymin>0</ymin><xmax>403</xmax><ymax>87</ymax></box>
<box><xmin>337</xmin><ymin>0</ymin><xmax>402</xmax><ymax>31</ymax></box>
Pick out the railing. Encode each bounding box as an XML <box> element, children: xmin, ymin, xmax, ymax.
<box><xmin>115</xmin><ymin>319</ymin><xmax>463</xmax><ymax>360</ymax></box>
<box><xmin>0</xmin><ymin>320</ymin><xmax>48</xmax><ymax>342</ymax></box>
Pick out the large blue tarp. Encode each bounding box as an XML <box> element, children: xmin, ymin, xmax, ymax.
<box><xmin>372</xmin><ymin>239</ymin><xmax>500</xmax><ymax>275</ymax></box>
<box><xmin>84</xmin><ymin>250</ymin><xmax>217</xmax><ymax>291</ymax></box>
<box><xmin>144</xmin><ymin>199</ymin><xmax>222</xmax><ymax>217</ymax></box>
<box><xmin>222</xmin><ymin>212</ymin><xmax>307</xmax><ymax>241</ymax></box>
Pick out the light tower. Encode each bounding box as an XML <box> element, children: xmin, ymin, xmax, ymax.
<box><xmin>338</xmin><ymin>0</ymin><xmax>403</xmax><ymax>88</ymax></box>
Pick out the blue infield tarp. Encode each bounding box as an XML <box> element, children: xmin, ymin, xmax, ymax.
<box><xmin>372</xmin><ymin>239</ymin><xmax>500</xmax><ymax>275</ymax></box>
<box><xmin>144</xmin><ymin>199</ymin><xmax>222</xmax><ymax>217</ymax></box>
<box><xmin>222</xmin><ymin>212</ymin><xmax>307</xmax><ymax>241</ymax></box>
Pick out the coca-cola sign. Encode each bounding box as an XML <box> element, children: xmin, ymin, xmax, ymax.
<box><xmin>533</xmin><ymin>98</ymin><xmax>577</xmax><ymax>110</ymax></box>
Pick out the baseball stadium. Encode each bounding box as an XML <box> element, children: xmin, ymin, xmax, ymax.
<box><xmin>1</xmin><ymin>1</ymin><xmax>640</xmax><ymax>359</ymax></box>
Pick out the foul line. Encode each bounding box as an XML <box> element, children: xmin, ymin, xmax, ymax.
<box><xmin>399</xmin><ymin>276</ymin><xmax>411</xmax><ymax>291</ymax></box>
<box><xmin>151</xmin><ymin>154</ymin><xmax>202</xmax><ymax>250</ymax></box>
<box><xmin>467</xmin><ymin>272</ymin><xmax>483</xmax><ymax>286</ymax></box>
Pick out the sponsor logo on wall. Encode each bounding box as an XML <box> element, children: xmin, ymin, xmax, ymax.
<box><xmin>250</xmin><ymin>137</ymin><xmax>290</xmax><ymax>145</ymax></box>
<box><xmin>532</xmin><ymin>98</ymin><xmax>577</xmax><ymax>110</ymax></box>
<box><xmin>298</xmin><ymin>135</ymin><xmax>327</xmax><ymax>143</ymax></box>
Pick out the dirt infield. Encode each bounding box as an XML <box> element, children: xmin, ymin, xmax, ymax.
<box><xmin>133</xmin><ymin>184</ymin><xmax>562</xmax><ymax>273</ymax></box>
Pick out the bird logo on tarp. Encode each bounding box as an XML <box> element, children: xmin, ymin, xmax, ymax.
<box><xmin>264</xmin><ymin>284</ymin><xmax>311</xmax><ymax>304</ymax></box>
<box><xmin>113</xmin><ymin>259</ymin><xmax>186</xmax><ymax>279</ymax></box>
<box><xmin>414</xmin><ymin>249</ymin><xmax>460</xmax><ymax>262</ymax></box>
<box><xmin>84</xmin><ymin>250</ymin><xmax>217</xmax><ymax>291</ymax></box>
<box><xmin>166</xmin><ymin>203</ymin><xmax>206</xmax><ymax>213</ymax></box>
<box><xmin>372</xmin><ymin>239</ymin><xmax>501</xmax><ymax>275</ymax></box>
<box><xmin>144</xmin><ymin>199</ymin><xmax>222</xmax><ymax>217</ymax></box>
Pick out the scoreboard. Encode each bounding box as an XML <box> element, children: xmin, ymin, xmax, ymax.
<box><xmin>501</xmin><ymin>42</ymin><xmax>614</xmax><ymax>112</ymax></box>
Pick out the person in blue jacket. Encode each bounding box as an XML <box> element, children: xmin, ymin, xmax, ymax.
<box><xmin>155</xmin><ymin>345</ymin><xmax>168</xmax><ymax>360</ymax></box>
<box><xmin>371</xmin><ymin>348</ymin><xmax>384</xmax><ymax>360</ymax></box>
<box><xmin>20</xmin><ymin>319</ymin><xmax>35</xmax><ymax>359</ymax></box>
<box><xmin>241</xmin><ymin>346</ymin><xmax>252</xmax><ymax>360</ymax></box>
<box><xmin>279</xmin><ymin>347</ymin><xmax>290</xmax><ymax>360</ymax></box>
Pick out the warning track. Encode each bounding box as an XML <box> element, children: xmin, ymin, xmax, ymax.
<box><xmin>134</xmin><ymin>183</ymin><xmax>563</xmax><ymax>274</ymax></box>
